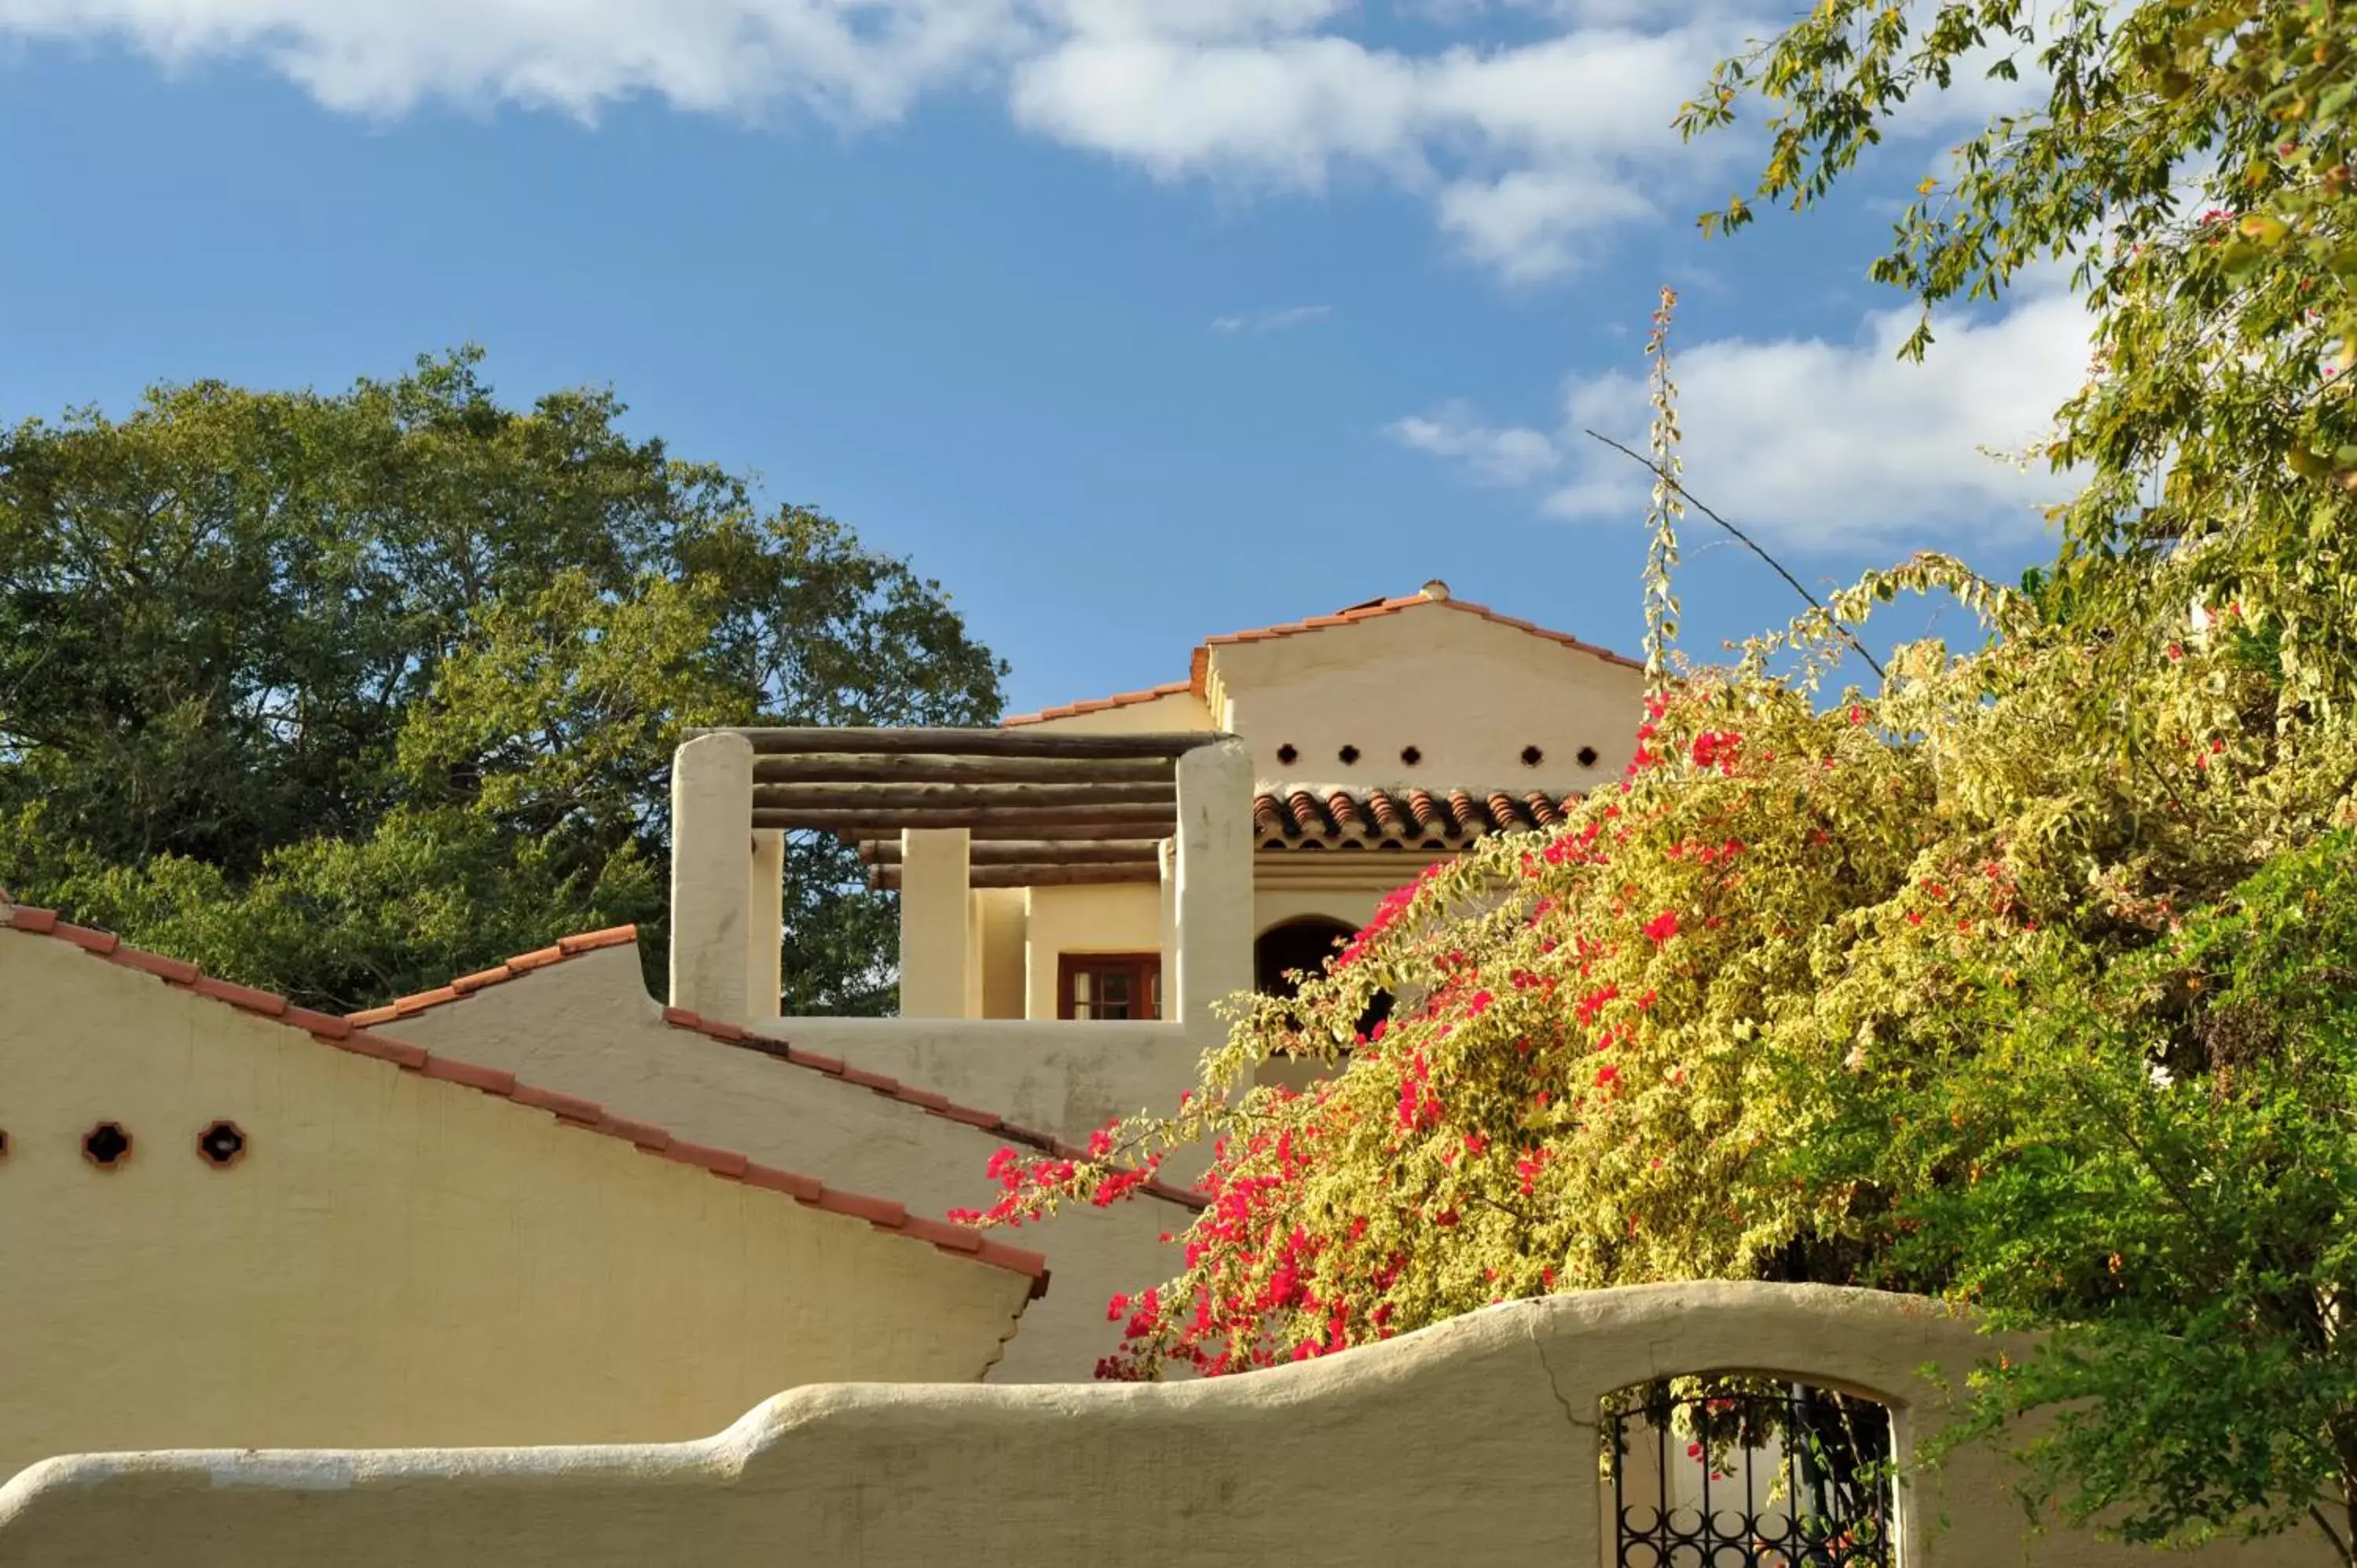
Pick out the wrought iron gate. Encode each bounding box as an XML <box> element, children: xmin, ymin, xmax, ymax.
<box><xmin>1607</xmin><ymin>1384</ymin><xmax>1893</xmax><ymax>1566</ymax></box>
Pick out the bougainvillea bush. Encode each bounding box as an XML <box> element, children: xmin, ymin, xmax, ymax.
<box><xmin>959</xmin><ymin>0</ymin><xmax>2357</xmax><ymax>1551</ymax></box>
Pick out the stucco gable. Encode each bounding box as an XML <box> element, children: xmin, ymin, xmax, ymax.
<box><xmin>346</xmin><ymin>935</ymin><xmax>1201</xmax><ymax>1215</ymax></box>
<box><xmin>0</xmin><ymin>905</ymin><xmax>1049</xmax><ymax>1292</ymax></box>
<box><xmin>368</xmin><ymin>940</ymin><xmax>1197</xmax><ymax>1382</ymax></box>
<box><xmin>1189</xmin><ymin>588</ymin><xmax>1641</xmax><ymax>702</ymax></box>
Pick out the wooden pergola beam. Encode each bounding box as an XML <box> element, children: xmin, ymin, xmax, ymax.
<box><xmin>752</xmin><ymin>753</ymin><xmax>1174</xmax><ymax>786</ymax></box>
<box><xmin>833</xmin><ymin>822</ymin><xmax>1171</xmax><ymax>844</ymax></box>
<box><xmin>857</xmin><ymin>837</ymin><xmax>1163</xmax><ymax>866</ymax></box>
<box><xmin>753</xmin><ymin>782</ymin><xmax>1176</xmax><ymax>813</ymax></box>
<box><xmin>867</xmin><ymin>862</ymin><xmax>1162</xmax><ymax>891</ymax></box>
<box><xmin>757</xmin><ymin>808</ymin><xmax>1177</xmax><ymax>834</ymax></box>
<box><xmin>687</xmin><ymin>727</ymin><xmax>1227</xmax><ymax>759</ymax></box>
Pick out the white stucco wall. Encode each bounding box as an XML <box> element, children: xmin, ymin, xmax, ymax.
<box><xmin>0</xmin><ymin>923</ymin><xmax>1035</xmax><ymax>1486</ymax></box>
<box><xmin>379</xmin><ymin>946</ymin><xmax>1191</xmax><ymax>1383</ymax></box>
<box><xmin>1205</xmin><ymin>603</ymin><xmax>1644</xmax><ymax>799</ymax></box>
<box><xmin>4</xmin><ymin>1282</ymin><xmax>2328</xmax><ymax>1568</ymax></box>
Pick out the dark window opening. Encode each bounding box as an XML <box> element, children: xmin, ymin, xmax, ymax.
<box><xmin>1058</xmin><ymin>953</ymin><xmax>1161</xmax><ymax>1020</ymax></box>
<box><xmin>1255</xmin><ymin>918</ymin><xmax>1392</xmax><ymax>1046</ymax></box>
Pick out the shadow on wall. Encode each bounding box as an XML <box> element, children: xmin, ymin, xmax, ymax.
<box><xmin>0</xmin><ymin>1281</ymin><xmax>2332</xmax><ymax>1568</ymax></box>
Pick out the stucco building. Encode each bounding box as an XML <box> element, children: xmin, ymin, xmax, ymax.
<box><xmin>904</xmin><ymin>580</ymin><xmax>1646</xmax><ymax>1026</ymax></box>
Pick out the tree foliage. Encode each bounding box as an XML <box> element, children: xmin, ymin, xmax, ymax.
<box><xmin>977</xmin><ymin>1</ymin><xmax>2357</xmax><ymax>1555</ymax></box>
<box><xmin>0</xmin><ymin>350</ymin><xmax>1004</xmax><ymax>1013</ymax></box>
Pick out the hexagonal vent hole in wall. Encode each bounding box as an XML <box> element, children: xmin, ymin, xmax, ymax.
<box><xmin>1338</xmin><ymin>745</ymin><xmax>1361</xmax><ymax>765</ymax></box>
<box><xmin>82</xmin><ymin>1122</ymin><xmax>132</xmax><ymax>1169</ymax></box>
<box><xmin>1277</xmin><ymin>743</ymin><xmax>1299</xmax><ymax>765</ymax></box>
<box><xmin>0</xmin><ymin>1128</ymin><xmax>9</xmax><ymax>1160</ymax></box>
<box><xmin>1578</xmin><ymin>746</ymin><xmax>1599</xmax><ymax>768</ymax></box>
<box><xmin>1522</xmin><ymin>745</ymin><xmax>1545</xmax><ymax>767</ymax></box>
<box><xmin>1399</xmin><ymin>745</ymin><xmax>1421</xmax><ymax>765</ymax></box>
<box><xmin>198</xmin><ymin>1120</ymin><xmax>247</xmax><ymax>1168</ymax></box>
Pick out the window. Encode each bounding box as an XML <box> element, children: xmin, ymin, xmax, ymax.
<box><xmin>1255</xmin><ymin>917</ymin><xmax>1391</xmax><ymax>1046</ymax></box>
<box><xmin>1058</xmin><ymin>953</ymin><xmax>1161</xmax><ymax>1020</ymax></box>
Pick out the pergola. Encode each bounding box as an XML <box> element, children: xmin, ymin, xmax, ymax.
<box><xmin>691</xmin><ymin>726</ymin><xmax>1225</xmax><ymax>890</ymax></box>
<box><xmin>667</xmin><ymin>727</ymin><xmax>1254</xmax><ymax>1025</ymax></box>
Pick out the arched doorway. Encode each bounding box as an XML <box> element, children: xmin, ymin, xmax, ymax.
<box><xmin>1254</xmin><ymin>917</ymin><xmax>1392</xmax><ymax>1042</ymax></box>
<box><xmin>1604</xmin><ymin>1376</ymin><xmax>1894</xmax><ymax>1566</ymax></box>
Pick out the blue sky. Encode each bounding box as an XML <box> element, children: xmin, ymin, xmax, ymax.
<box><xmin>0</xmin><ymin>2</ymin><xmax>2088</xmax><ymax>717</ymax></box>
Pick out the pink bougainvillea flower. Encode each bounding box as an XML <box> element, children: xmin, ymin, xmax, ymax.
<box><xmin>1643</xmin><ymin>910</ymin><xmax>1680</xmax><ymax>944</ymax></box>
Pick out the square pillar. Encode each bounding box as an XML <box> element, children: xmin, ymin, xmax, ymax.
<box><xmin>1172</xmin><ymin>738</ymin><xmax>1253</xmax><ymax>1034</ymax></box>
<box><xmin>1157</xmin><ymin>837</ymin><xmax>1178</xmax><ymax>1014</ymax></box>
<box><xmin>897</xmin><ymin>827</ymin><xmax>971</xmax><ymax>1020</ymax></box>
<box><xmin>746</xmin><ymin>828</ymin><xmax>786</xmax><ymax>1020</ymax></box>
<box><xmin>669</xmin><ymin>732</ymin><xmax>755</xmax><ymax>1019</ymax></box>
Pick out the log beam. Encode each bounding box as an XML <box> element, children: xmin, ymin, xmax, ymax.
<box><xmin>688</xmin><ymin>727</ymin><xmax>1227</xmax><ymax>759</ymax></box>
<box><xmin>757</xmin><ymin>808</ymin><xmax>1176</xmax><ymax>835</ymax></box>
<box><xmin>867</xmin><ymin>862</ymin><xmax>1162</xmax><ymax>891</ymax></box>
<box><xmin>753</xmin><ymin>753</ymin><xmax>1175</xmax><ymax>786</ymax></box>
<box><xmin>753</xmin><ymin>782</ymin><xmax>1176</xmax><ymax>812</ymax></box>
<box><xmin>858</xmin><ymin>838</ymin><xmax>1163</xmax><ymax>866</ymax></box>
<box><xmin>835</xmin><ymin>822</ymin><xmax>1174</xmax><ymax>844</ymax></box>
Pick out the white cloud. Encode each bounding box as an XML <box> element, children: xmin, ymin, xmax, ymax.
<box><xmin>0</xmin><ymin>0</ymin><xmax>1765</xmax><ymax>279</ymax></box>
<box><xmin>1213</xmin><ymin>303</ymin><xmax>1332</xmax><ymax>333</ymax></box>
<box><xmin>0</xmin><ymin>0</ymin><xmax>1036</xmax><ymax>121</ymax></box>
<box><xmin>0</xmin><ymin>0</ymin><xmax>2048</xmax><ymax>281</ymax></box>
<box><xmin>1393</xmin><ymin>280</ymin><xmax>2093</xmax><ymax>551</ymax></box>
<box><xmin>1386</xmin><ymin>399</ymin><xmax>1561</xmax><ymax>485</ymax></box>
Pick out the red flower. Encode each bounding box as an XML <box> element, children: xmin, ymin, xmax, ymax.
<box><xmin>1643</xmin><ymin>910</ymin><xmax>1680</xmax><ymax>945</ymax></box>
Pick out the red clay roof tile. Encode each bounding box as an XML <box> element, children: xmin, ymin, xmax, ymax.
<box><xmin>0</xmin><ymin>906</ymin><xmax>1049</xmax><ymax>1299</ymax></box>
<box><xmin>347</xmin><ymin>926</ymin><xmax>642</xmax><ymax>1026</ymax></box>
<box><xmin>1253</xmin><ymin>785</ymin><xmax>1582</xmax><ymax>850</ymax></box>
<box><xmin>1005</xmin><ymin>595</ymin><xmax>1634</xmax><ymax>734</ymax></box>
<box><xmin>1185</xmin><ymin>592</ymin><xmax>1640</xmax><ymax>698</ymax></box>
<box><xmin>999</xmin><ymin>680</ymin><xmax>1195</xmax><ymax>729</ymax></box>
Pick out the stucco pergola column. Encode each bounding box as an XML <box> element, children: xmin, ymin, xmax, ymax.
<box><xmin>897</xmin><ymin>828</ymin><xmax>971</xmax><ymax>1019</ymax></box>
<box><xmin>1157</xmin><ymin>837</ymin><xmax>1178</xmax><ymax>1017</ymax></box>
<box><xmin>746</xmin><ymin>829</ymin><xmax>786</xmax><ymax>1020</ymax></box>
<box><xmin>669</xmin><ymin>731</ymin><xmax>755</xmax><ymax>1019</ymax></box>
<box><xmin>1172</xmin><ymin>738</ymin><xmax>1252</xmax><ymax>1035</ymax></box>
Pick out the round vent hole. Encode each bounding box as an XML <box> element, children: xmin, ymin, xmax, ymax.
<box><xmin>82</xmin><ymin>1123</ymin><xmax>132</xmax><ymax>1169</ymax></box>
<box><xmin>198</xmin><ymin>1121</ymin><xmax>247</xmax><ymax>1168</ymax></box>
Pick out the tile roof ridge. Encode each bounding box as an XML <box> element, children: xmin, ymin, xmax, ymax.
<box><xmin>345</xmin><ymin>926</ymin><xmax>643</xmax><ymax>1025</ymax></box>
<box><xmin>0</xmin><ymin>907</ymin><xmax>1049</xmax><ymax>1299</ymax></box>
<box><xmin>1188</xmin><ymin>594</ymin><xmax>1642</xmax><ymax>696</ymax></box>
<box><xmin>999</xmin><ymin>680</ymin><xmax>1195</xmax><ymax>729</ymax></box>
<box><xmin>658</xmin><ymin>1006</ymin><xmax>1211</xmax><ymax>1215</ymax></box>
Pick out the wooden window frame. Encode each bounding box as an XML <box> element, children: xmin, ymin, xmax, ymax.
<box><xmin>1057</xmin><ymin>952</ymin><xmax>1162</xmax><ymax>1021</ymax></box>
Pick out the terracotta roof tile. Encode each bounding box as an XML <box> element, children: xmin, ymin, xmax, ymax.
<box><xmin>0</xmin><ymin>907</ymin><xmax>1049</xmax><ymax>1299</ymax></box>
<box><xmin>1000</xmin><ymin>680</ymin><xmax>1196</xmax><ymax>729</ymax></box>
<box><xmin>346</xmin><ymin>925</ymin><xmax>641</xmax><ymax>1025</ymax></box>
<box><xmin>660</xmin><ymin>1007</ymin><xmax>1208</xmax><ymax>1214</ymax></box>
<box><xmin>1186</xmin><ymin>592</ymin><xmax>1640</xmax><ymax>697</ymax></box>
<box><xmin>1002</xmin><ymin>593</ymin><xmax>1635</xmax><ymax>737</ymax></box>
<box><xmin>1253</xmin><ymin>785</ymin><xmax>1582</xmax><ymax>850</ymax></box>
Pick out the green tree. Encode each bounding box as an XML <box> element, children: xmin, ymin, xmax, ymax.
<box><xmin>0</xmin><ymin>349</ymin><xmax>1003</xmax><ymax>1013</ymax></box>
